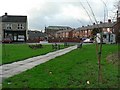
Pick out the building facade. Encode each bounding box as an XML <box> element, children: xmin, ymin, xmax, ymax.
<box><xmin>114</xmin><ymin>1</ymin><xmax>120</xmax><ymax>43</ymax></box>
<box><xmin>45</xmin><ymin>26</ymin><xmax>72</xmax><ymax>39</ymax></box>
<box><xmin>55</xmin><ymin>29</ymin><xmax>73</xmax><ymax>38</ymax></box>
<box><xmin>73</xmin><ymin>20</ymin><xmax>115</xmax><ymax>39</ymax></box>
<box><xmin>0</xmin><ymin>13</ymin><xmax>28</xmax><ymax>42</ymax></box>
<box><xmin>28</xmin><ymin>30</ymin><xmax>47</xmax><ymax>43</ymax></box>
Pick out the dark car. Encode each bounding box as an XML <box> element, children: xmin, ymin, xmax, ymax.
<box><xmin>2</xmin><ymin>38</ymin><xmax>12</xmax><ymax>43</ymax></box>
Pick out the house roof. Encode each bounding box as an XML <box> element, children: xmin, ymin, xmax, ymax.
<box><xmin>46</xmin><ymin>26</ymin><xmax>72</xmax><ymax>30</ymax></box>
<box><xmin>76</xmin><ymin>22</ymin><xmax>116</xmax><ymax>31</ymax></box>
<box><xmin>56</xmin><ymin>29</ymin><xmax>73</xmax><ymax>33</ymax></box>
<box><xmin>28</xmin><ymin>30</ymin><xmax>47</xmax><ymax>38</ymax></box>
<box><xmin>1</xmin><ymin>15</ymin><xmax>27</xmax><ymax>22</ymax></box>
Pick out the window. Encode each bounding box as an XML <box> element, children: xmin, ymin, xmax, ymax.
<box><xmin>18</xmin><ymin>24</ymin><xmax>24</xmax><ymax>29</ymax></box>
<box><xmin>6</xmin><ymin>24</ymin><xmax>12</xmax><ymax>30</ymax></box>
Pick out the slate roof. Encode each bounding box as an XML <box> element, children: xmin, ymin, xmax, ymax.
<box><xmin>46</xmin><ymin>26</ymin><xmax>72</xmax><ymax>30</ymax></box>
<box><xmin>28</xmin><ymin>30</ymin><xmax>47</xmax><ymax>38</ymax></box>
<box><xmin>76</xmin><ymin>22</ymin><xmax>116</xmax><ymax>31</ymax></box>
<box><xmin>56</xmin><ymin>29</ymin><xmax>73</xmax><ymax>33</ymax></box>
<box><xmin>1</xmin><ymin>15</ymin><xmax>27</xmax><ymax>22</ymax></box>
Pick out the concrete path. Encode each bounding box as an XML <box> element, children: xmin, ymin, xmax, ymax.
<box><xmin>0</xmin><ymin>45</ymin><xmax>77</xmax><ymax>83</ymax></box>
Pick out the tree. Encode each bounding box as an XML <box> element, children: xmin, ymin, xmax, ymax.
<box><xmin>91</xmin><ymin>28</ymin><xmax>100</xmax><ymax>36</ymax></box>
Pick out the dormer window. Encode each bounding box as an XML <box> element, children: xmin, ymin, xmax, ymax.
<box><xmin>18</xmin><ymin>24</ymin><xmax>24</xmax><ymax>29</ymax></box>
<box><xmin>6</xmin><ymin>24</ymin><xmax>12</xmax><ymax>30</ymax></box>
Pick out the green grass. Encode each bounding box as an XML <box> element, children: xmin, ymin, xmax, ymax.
<box><xmin>2</xmin><ymin>44</ymin><xmax>119</xmax><ymax>88</ymax></box>
<box><xmin>2</xmin><ymin>44</ymin><xmax>65</xmax><ymax>64</ymax></box>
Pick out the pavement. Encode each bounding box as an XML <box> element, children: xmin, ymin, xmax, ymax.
<box><xmin>0</xmin><ymin>45</ymin><xmax>77</xmax><ymax>83</ymax></box>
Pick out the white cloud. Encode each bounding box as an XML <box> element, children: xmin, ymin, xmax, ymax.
<box><xmin>0</xmin><ymin>0</ymin><xmax>117</xmax><ymax>30</ymax></box>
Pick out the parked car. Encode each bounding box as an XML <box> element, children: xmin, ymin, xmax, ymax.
<box><xmin>18</xmin><ymin>38</ymin><xmax>24</xmax><ymax>41</ymax></box>
<box><xmin>83</xmin><ymin>38</ymin><xmax>93</xmax><ymax>43</ymax></box>
<box><xmin>2</xmin><ymin>38</ymin><xmax>12</xmax><ymax>43</ymax></box>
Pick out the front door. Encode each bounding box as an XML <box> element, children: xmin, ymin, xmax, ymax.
<box><xmin>13</xmin><ymin>33</ymin><xmax>18</xmax><ymax>41</ymax></box>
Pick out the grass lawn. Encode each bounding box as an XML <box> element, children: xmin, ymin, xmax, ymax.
<box><xmin>2</xmin><ymin>44</ymin><xmax>119</xmax><ymax>88</ymax></box>
<box><xmin>2</xmin><ymin>44</ymin><xmax>66</xmax><ymax>64</ymax></box>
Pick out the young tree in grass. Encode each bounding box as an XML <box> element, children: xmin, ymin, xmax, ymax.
<box><xmin>81</xmin><ymin>0</ymin><xmax>104</xmax><ymax>85</ymax></box>
<box><xmin>92</xmin><ymin>28</ymin><xmax>103</xmax><ymax>84</ymax></box>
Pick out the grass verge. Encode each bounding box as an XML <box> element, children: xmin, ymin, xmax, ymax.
<box><xmin>2</xmin><ymin>44</ymin><xmax>119</xmax><ymax>88</ymax></box>
<box><xmin>2</xmin><ymin>44</ymin><xmax>66</xmax><ymax>64</ymax></box>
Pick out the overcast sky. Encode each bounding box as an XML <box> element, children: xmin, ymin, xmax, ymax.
<box><xmin>0</xmin><ymin>0</ymin><xmax>119</xmax><ymax>31</ymax></box>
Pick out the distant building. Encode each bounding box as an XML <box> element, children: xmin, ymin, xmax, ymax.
<box><xmin>28</xmin><ymin>30</ymin><xmax>47</xmax><ymax>43</ymax></box>
<box><xmin>45</xmin><ymin>26</ymin><xmax>72</xmax><ymax>39</ymax></box>
<box><xmin>56</xmin><ymin>29</ymin><xmax>73</xmax><ymax>38</ymax></box>
<box><xmin>0</xmin><ymin>13</ymin><xmax>28</xmax><ymax>42</ymax></box>
<box><xmin>73</xmin><ymin>20</ymin><xmax>115</xmax><ymax>38</ymax></box>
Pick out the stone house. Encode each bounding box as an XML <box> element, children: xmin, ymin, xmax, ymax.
<box><xmin>0</xmin><ymin>13</ymin><xmax>28</xmax><ymax>42</ymax></box>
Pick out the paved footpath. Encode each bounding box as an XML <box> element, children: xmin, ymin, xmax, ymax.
<box><xmin>0</xmin><ymin>45</ymin><xmax>77</xmax><ymax>83</ymax></box>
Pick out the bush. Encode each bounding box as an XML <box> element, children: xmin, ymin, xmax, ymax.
<box><xmin>29</xmin><ymin>44</ymin><xmax>43</xmax><ymax>49</ymax></box>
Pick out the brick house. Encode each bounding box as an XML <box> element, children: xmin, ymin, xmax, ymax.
<box><xmin>0</xmin><ymin>13</ymin><xmax>28</xmax><ymax>42</ymax></box>
<box><xmin>27</xmin><ymin>30</ymin><xmax>47</xmax><ymax>43</ymax></box>
<box><xmin>45</xmin><ymin>26</ymin><xmax>72</xmax><ymax>39</ymax></box>
<box><xmin>55</xmin><ymin>29</ymin><xmax>73</xmax><ymax>38</ymax></box>
<box><xmin>113</xmin><ymin>2</ymin><xmax>120</xmax><ymax>43</ymax></box>
<box><xmin>73</xmin><ymin>20</ymin><xmax>115</xmax><ymax>39</ymax></box>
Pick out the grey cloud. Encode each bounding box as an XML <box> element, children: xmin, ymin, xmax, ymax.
<box><xmin>28</xmin><ymin>1</ymin><xmax>114</xmax><ymax>30</ymax></box>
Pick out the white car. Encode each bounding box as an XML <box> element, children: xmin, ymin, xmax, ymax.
<box><xmin>83</xmin><ymin>38</ymin><xmax>93</xmax><ymax>43</ymax></box>
<box><xmin>18</xmin><ymin>38</ymin><xmax>25</xmax><ymax>41</ymax></box>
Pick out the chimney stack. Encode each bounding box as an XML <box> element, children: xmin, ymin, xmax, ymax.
<box><xmin>100</xmin><ymin>21</ymin><xmax>102</xmax><ymax>24</ymax></box>
<box><xmin>108</xmin><ymin>19</ymin><xmax>111</xmax><ymax>23</ymax></box>
<box><xmin>5</xmin><ymin>12</ymin><xmax>7</xmax><ymax>16</ymax></box>
<box><xmin>93</xmin><ymin>23</ymin><xmax>95</xmax><ymax>25</ymax></box>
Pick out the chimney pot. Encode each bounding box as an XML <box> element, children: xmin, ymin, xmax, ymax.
<box><xmin>108</xmin><ymin>19</ymin><xmax>111</xmax><ymax>23</ymax></box>
<box><xmin>100</xmin><ymin>21</ymin><xmax>102</xmax><ymax>24</ymax></box>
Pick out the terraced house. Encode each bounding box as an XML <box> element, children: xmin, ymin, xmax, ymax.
<box><xmin>73</xmin><ymin>19</ymin><xmax>115</xmax><ymax>38</ymax></box>
<box><xmin>0</xmin><ymin>13</ymin><xmax>28</xmax><ymax>42</ymax></box>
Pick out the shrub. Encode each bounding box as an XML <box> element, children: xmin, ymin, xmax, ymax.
<box><xmin>29</xmin><ymin>44</ymin><xmax>43</xmax><ymax>49</ymax></box>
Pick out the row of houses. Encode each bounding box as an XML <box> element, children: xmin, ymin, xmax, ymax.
<box><xmin>0</xmin><ymin>7</ymin><xmax>120</xmax><ymax>43</ymax></box>
<box><xmin>45</xmin><ymin>4</ymin><xmax>120</xmax><ymax>43</ymax></box>
<box><xmin>45</xmin><ymin>19</ymin><xmax>119</xmax><ymax>43</ymax></box>
<box><xmin>45</xmin><ymin>3</ymin><xmax>120</xmax><ymax>43</ymax></box>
